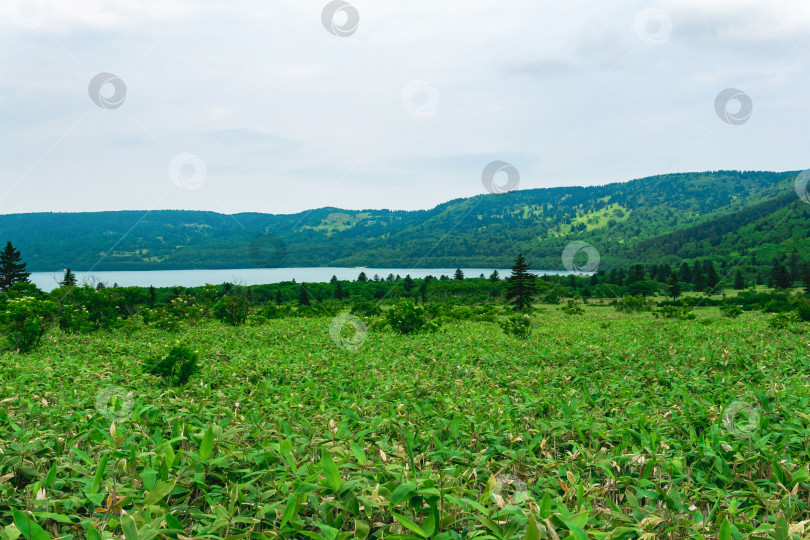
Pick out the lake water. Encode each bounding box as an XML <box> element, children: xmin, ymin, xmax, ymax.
<box><xmin>29</xmin><ymin>267</ymin><xmax>570</xmax><ymax>292</ymax></box>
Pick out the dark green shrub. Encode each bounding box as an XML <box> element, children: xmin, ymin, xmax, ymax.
<box><xmin>499</xmin><ymin>313</ymin><xmax>532</xmax><ymax>339</ymax></box>
<box><xmin>615</xmin><ymin>295</ymin><xmax>653</xmax><ymax>313</ymax></box>
<box><xmin>144</xmin><ymin>345</ymin><xmax>199</xmax><ymax>386</ymax></box>
<box><xmin>561</xmin><ymin>300</ymin><xmax>584</xmax><ymax>315</ymax></box>
<box><xmin>655</xmin><ymin>305</ymin><xmax>696</xmax><ymax>320</ymax></box>
<box><xmin>213</xmin><ymin>296</ymin><xmax>249</xmax><ymax>326</ymax></box>
<box><xmin>720</xmin><ymin>304</ymin><xmax>743</xmax><ymax>318</ymax></box>
<box><xmin>387</xmin><ymin>299</ymin><xmax>438</xmax><ymax>334</ymax></box>
<box><xmin>0</xmin><ymin>296</ymin><xmax>56</xmax><ymax>352</ymax></box>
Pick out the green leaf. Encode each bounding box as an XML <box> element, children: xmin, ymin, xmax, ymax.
<box><xmin>121</xmin><ymin>513</ymin><xmax>139</xmax><ymax>540</ymax></box>
<box><xmin>350</xmin><ymin>441</ymin><xmax>367</xmax><ymax>466</ymax></box>
<box><xmin>525</xmin><ymin>517</ymin><xmax>541</xmax><ymax>540</ymax></box>
<box><xmin>391</xmin><ymin>513</ymin><xmax>426</xmax><ymax>538</ymax></box>
<box><xmin>321</xmin><ymin>449</ymin><xmax>342</xmax><ymax>492</ymax></box>
<box><xmin>43</xmin><ymin>465</ymin><xmax>57</xmax><ymax>488</ymax></box>
<box><xmin>88</xmin><ymin>452</ymin><xmax>109</xmax><ymax>495</ymax></box>
<box><xmin>774</xmin><ymin>516</ymin><xmax>789</xmax><ymax>540</ymax></box>
<box><xmin>539</xmin><ymin>492</ymin><xmax>552</xmax><ymax>519</ymax></box>
<box><xmin>85</xmin><ymin>523</ymin><xmax>101</xmax><ymax>540</ymax></box>
<box><xmin>144</xmin><ymin>479</ymin><xmax>176</xmax><ymax>506</ymax></box>
<box><xmin>354</xmin><ymin>519</ymin><xmax>370</xmax><ymax>539</ymax></box>
<box><xmin>718</xmin><ymin>517</ymin><xmax>730</xmax><ymax>540</ymax></box>
<box><xmin>390</xmin><ymin>482</ymin><xmax>417</xmax><ymax>507</ymax></box>
<box><xmin>280</xmin><ymin>493</ymin><xmax>298</xmax><ymax>527</ymax></box>
<box><xmin>199</xmin><ymin>425</ymin><xmax>214</xmax><ymax>461</ymax></box>
<box><xmin>11</xmin><ymin>510</ymin><xmax>51</xmax><ymax>540</ymax></box>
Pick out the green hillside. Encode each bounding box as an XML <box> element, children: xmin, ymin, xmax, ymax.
<box><xmin>1</xmin><ymin>170</ymin><xmax>806</xmax><ymax>271</ymax></box>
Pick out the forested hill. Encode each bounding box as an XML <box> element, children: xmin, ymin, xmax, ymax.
<box><xmin>2</xmin><ymin>169</ymin><xmax>807</xmax><ymax>272</ymax></box>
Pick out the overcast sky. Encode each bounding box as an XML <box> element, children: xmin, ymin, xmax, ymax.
<box><xmin>1</xmin><ymin>0</ymin><xmax>809</xmax><ymax>215</ymax></box>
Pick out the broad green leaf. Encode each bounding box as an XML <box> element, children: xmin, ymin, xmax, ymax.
<box><xmin>11</xmin><ymin>510</ymin><xmax>51</xmax><ymax>540</ymax></box>
<box><xmin>144</xmin><ymin>479</ymin><xmax>176</xmax><ymax>506</ymax></box>
<box><xmin>199</xmin><ymin>425</ymin><xmax>214</xmax><ymax>461</ymax></box>
<box><xmin>121</xmin><ymin>514</ymin><xmax>139</xmax><ymax>540</ymax></box>
<box><xmin>321</xmin><ymin>449</ymin><xmax>342</xmax><ymax>492</ymax></box>
<box><xmin>354</xmin><ymin>519</ymin><xmax>370</xmax><ymax>539</ymax></box>
<box><xmin>390</xmin><ymin>482</ymin><xmax>417</xmax><ymax>507</ymax></box>
<box><xmin>718</xmin><ymin>517</ymin><xmax>730</xmax><ymax>540</ymax></box>
<box><xmin>391</xmin><ymin>513</ymin><xmax>426</xmax><ymax>538</ymax></box>
<box><xmin>88</xmin><ymin>452</ymin><xmax>109</xmax><ymax>495</ymax></box>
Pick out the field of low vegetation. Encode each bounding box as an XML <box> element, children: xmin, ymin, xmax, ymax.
<box><xmin>2</xmin><ymin>263</ymin><xmax>810</xmax><ymax>539</ymax></box>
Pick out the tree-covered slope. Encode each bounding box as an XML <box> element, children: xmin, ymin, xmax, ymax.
<box><xmin>1</xmin><ymin>169</ymin><xmax>804</xmax><ymax>271</ymax></box>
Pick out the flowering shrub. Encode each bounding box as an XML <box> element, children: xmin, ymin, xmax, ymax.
<box><xmin>0</xmin><ymin>296</ymin><xmax>56</xmax><ymax>352</ymax></box>
<box><xmin>499</xmin><ymin>313</ymin><xmax>532</xmax><ymax>339</ymax></box>
<box><xmin>386</xmin><ymin>299</ymin><xmax>438</xmax><ymax>334</ymax></box>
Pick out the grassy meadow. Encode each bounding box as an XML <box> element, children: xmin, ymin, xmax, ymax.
<box><xmin>1</xmin><ymin>303</ymin><xmax>810</xmax><ymax>539</ymax></box>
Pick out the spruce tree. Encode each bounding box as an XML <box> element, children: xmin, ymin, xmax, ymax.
<box><xmin>0</xmin><ymin>242</ymin><xmax>31</xmax><ymax>291</ymax></box>
<box><xmin>454</xmin><ymin>268</ymin><xmax>464</xmax><ymax>280</ymax></box>
<box><xmin>733</xmin><ymin>268</ymin><xmax>745</xmax><ymax>290</ymax></box>
<box><xmin>667</xmin><ymin>270</ymin><xmax>681</xmax><ymax>299</ymax></box>
<box><xmin>403</xmin><ymin>275</ymin><xmax>415</xmax><ymax>292</ymax></box>
<box><xmin>506</xmin><ymin>253</ymin><xmax>537</xmax><ymax>311</ymax></box>
<box><xmin>60</xmin><ymin>268</ymin><xmax>77</xmax><ymax>288</ymax></box>
<box><xmin>489</xmin><ymin>270</ymin><xmax>500</xmax><ymax>282</ymax></box>
<box><xmin>356</xmin><ymin>272</ymin><xmax>368</xmax><ymax>282</ymax></box>
<box><xmin>775</xmin><ymin>264</ymin><xmax>792</xmax><ymax>289</ymax></box>
<box><xmin>298</xmin><ymin>285</ymin><xmax>310</xmax><ymax>306</ymax></box>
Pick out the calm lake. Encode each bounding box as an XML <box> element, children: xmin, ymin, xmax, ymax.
<box><xmin>29</xmin><ymin>267</ymin><xmax>569</xmax><ymax>293</ymax></box>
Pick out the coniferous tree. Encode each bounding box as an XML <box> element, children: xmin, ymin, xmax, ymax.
<box><xmin>149</xmin><ymin>285</ymin><xmax>156</xmax><ymax>309</ymax></box>
<box><xmin>403</xmin><ymin>275</ymin><xmax>415</xmax><ymax>292</ymax></box>
<box><xmin>356</xmin><ymin>272</ymin><xmax>368</xmax><ymax>282</ymax></box>
<box><xmin>0</xmin><ymin>242</ymin><xmax>30</xmax><ymax>291</ymax></box>
<box><xmin>775</xmin><ymin>264</ymin><xmax>792</xmax><ymax>289</ymax></box>
<box><xmin>60</xmin><ymin>268</ymin><xmax>77</xmax><ymax>288</ymax></box>
<box><xmin>335</xmin><ymin>281</ymin><xmax>345</xmax><ymax>299</ymax></box>
<box><xmin>489</xmin><ymin>270</ymin><xmax>500</xmax><ymax>282</ymax></box>
<box><xmin>679</xmin><ymin>262</ymin><xmax>692</xmax><ymax>283</ymax></box>
<box><xmin>506</xmin><ymin>253</ymin><xmax>537</xmax><ymax>311</ymax></box>
<box><xmin>454</xmin><ymin>268</ymin><xmax>464</xmax><ymax>280</ymax></box>
<box><xmin>803</xmin><ymin>263</ymin><xmax>810</xmax><ymax>294</ymax></box>
<box><xmin>330</xmin><ymin>275</ymin><xmax>338</xmax><ymax>284</ymax></box>
<box><xmin>693</xmin><ymin>267</ymin><xmax>706</xmax><ymax>292</ymax></box>
<box><xmin>733</xmin><ymin>268</ymin><xmax>745</xmax><ymax>290</ymax></box>
<box><xmin>298</xmin><ymin>285</ymin><xmax>310</xmax><ymax>306</ymax></box>
<box><xmin>705</xmin><ymin>262</ymin><xmax>719</xmax><ymax>292</ymax></box>
<box><xmin>667</xmin><ymin>270</ymin><xmax>681</xmax><ymax>299</ymax></box>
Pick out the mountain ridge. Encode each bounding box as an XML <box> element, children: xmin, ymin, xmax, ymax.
<box><xmin>3</xmin><ymin>169</ymin><xmax>806</xmax><ymax>272</ymax></box>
